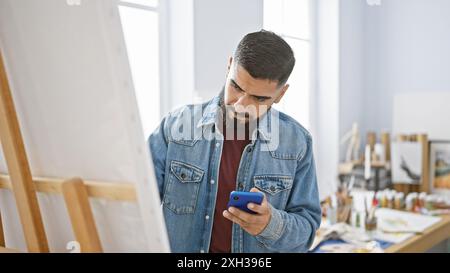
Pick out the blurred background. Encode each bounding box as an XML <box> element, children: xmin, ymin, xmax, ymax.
<box><xmin>118</xmin><ymin>0</ymin><xmax>450</xmax><ymax>198</ymax></box>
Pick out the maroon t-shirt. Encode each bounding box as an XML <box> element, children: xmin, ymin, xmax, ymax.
<box><xmin>209</xmin><ymin>123</ymin><xmax>250</xmax><ymax>253</ymax></box>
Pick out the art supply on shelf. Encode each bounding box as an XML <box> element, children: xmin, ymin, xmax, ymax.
<box><xmin>374</xmin><ymin>143</ymin><xmax>385</xmax><ymax>163</ymax></box>
<box><xmin>327</xmin><ymin>195</ymin><xmax>338</xmax><ymax>224</ymax></box>
<box><xmin>394</xmin><ymin>192</ymin><xmax>404</xmax><ymax>210</ymax></box>
<box><xmin>364</xmin><ymin>145</ymin><xmax>371</xmax><ymax>181</ymax></box>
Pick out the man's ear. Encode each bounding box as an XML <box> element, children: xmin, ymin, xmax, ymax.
<box><xmin>274</xmin><ymin>84</ymin><xmax>289</xmax><ymax>103</ymax></box>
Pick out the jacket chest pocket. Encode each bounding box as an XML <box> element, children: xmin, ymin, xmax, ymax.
<box><xmin>163</xmin><ymin>160</ymin><xmax>204</xmax><ymax>214</ymax></box>
<box><xmin>253</xmin><ymin>175</ymin><xmax>293</xmax><ymax>210</ymax></box>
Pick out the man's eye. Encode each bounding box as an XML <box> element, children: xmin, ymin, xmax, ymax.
<box><xmin>234</xmin><ymin>86</ymin><xmax>244</xmax><ymax>93</ymax></box>
<box><xmin>255</xmin><ymin>97</ymin><xmax>267</xmax><ymax>102</ymax></box>
<box><xmin>231</xmin><ymin>81</ymin><xmax>241</xmax><ymax>90</ymax></box>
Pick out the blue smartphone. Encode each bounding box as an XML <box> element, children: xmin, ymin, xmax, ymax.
<box><xmin>227</xmin><ymin>191</ymin><xmax>264</xmax><ymax>214</ymax></box>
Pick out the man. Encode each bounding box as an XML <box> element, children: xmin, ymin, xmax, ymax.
<box><xmin>149</xmin><ymin>30</ymin><xmax>321</xmax><ymax>253</ymax></box>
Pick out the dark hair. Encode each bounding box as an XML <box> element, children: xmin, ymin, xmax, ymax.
<box><xmin>233</xmin><ymin>30</ymin><xmax>295</xmax><ymax>86</ymax></box>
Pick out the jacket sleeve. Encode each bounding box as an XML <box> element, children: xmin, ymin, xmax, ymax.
<box><xmin>255</xmin><ymin>135</ymin><xmax>322</xmax><ymax>252</ymax></box>
<box><xmin>148</xmin><ymin>116</ymin><xmax>169</xmax><ymax>201</ymax></box>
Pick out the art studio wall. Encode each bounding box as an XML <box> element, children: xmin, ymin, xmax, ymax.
<box><xmin>193</xmin><ymin>0</ymin><xmax>263</xmax><ymax>101</ymax></box>
<box><xmin>337</xmin><ymin>0</ymin><xmax>450</xmax><ymax>156</ymax></box>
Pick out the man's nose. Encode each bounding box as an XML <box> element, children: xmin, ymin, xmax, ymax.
<box><xmin>233</xmin><ymin>94</ymin><xmax>250</xmax><ymax>111</ymax></box>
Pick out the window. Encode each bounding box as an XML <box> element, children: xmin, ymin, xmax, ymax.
<box><xmin>118</xmin><ymin>0</ymin><xmax>160</xmax><ymax>138</ymax></box>
<box><xmin>264</xmin><ymin>0</ymin><xmax>312</xmax><ymax>130</ymax></box>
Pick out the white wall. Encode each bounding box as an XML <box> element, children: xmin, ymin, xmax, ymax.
<box><xmin>163</xmin><ymin>0</ymin><xmax>196</xmax><ymax>112</ymax></box>
<box><xmin>363</xmin><ymin>0</ymin><xmax>450</xmax><ymax>134</ymax></box>
<box><xmin>339</xmin><ymin>0</ymin><xmax>365</xmax><ymax>159</ymax></box>
<box><xmin>193</xmin><ymin>0</ymin><xmax>263</xmax><ymax>100</ymax></box>
<box><xmin>393</xmin><ymin>92</ymin><xmax>450</xmax><ymax>140</ymax></box>
<box><xmin>337</xmin><ymin>0</ymin><xmax>450</xmax><ymax>157</ymax></box>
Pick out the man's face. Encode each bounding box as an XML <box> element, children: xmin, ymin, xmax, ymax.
<box><xmin>224</xmin><ymin>58</ymin><xmax>289</xmax><ymax>124</ymax></box>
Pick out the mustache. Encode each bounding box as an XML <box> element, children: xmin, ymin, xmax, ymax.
<box><xmin>224</xmin><ymin>105</ymin><xmax>254</xmax><ymax>119</ymax></box>
<box><xmin>233</xmin><ymin>111</ymin><xmax>250</xmax><ymax>119</ymax></box>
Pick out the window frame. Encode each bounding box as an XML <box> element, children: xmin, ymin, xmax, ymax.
<box><xmin>263</xmin><ymin>0</ymin><xmax>316</xmax><ymax>132</ymax></box>
<box><xmin>117</xmin><ymin>0</ymin><xmax>169</xmax><ymax>136</ymax></box>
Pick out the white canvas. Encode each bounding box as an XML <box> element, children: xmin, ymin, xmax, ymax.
<box><xmin>393</xmin><ymin>92</ymin><xmax>450</xmax><ymax>140</ymax></box>
<box><xmin>0</xmin><ymin>0</ymin><xmax>169</xmax><ymax>252</ymax></box>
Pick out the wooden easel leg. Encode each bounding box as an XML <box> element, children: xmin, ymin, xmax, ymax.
<box><xmin>62</xmin><ymin>177</ymin><xmax>103</xmax><ymax>253</ymax></box>
<box><xmin>0</xmin><ymin>210</ymin><xmax>5</xmax><ymax>247</ymax></box>
<box><xmin>0</xmin><ymin>49</ymin><xmax>49</xmax><ymax>252</ymax></box>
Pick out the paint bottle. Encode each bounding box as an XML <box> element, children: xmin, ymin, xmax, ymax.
<box><xmin>418</xmin><ymin>192</ymin><xmax>427</xmax><ymax>209</ymax></box>
<box><xmin>327</xmin><ymin>195</ymin><xmax>338</xmax><ymax>225</ymax></box>
<box><xmin>405</xmin><ymin>193</ymin><xmax>414</xmax><ymax>211</ymax></box>
<box><xmin>394</xmin><ymin>192</ymin><xmax>404</xmax><ymax>210</ymax></box>
<box><xmin>387</xmin><ymin>191</ymin><xmax>395</xmax><ymax>209</ymax></box>
<box><xmin>375</xmin><ymin>191</ymin><xmax>383</xmax><ymax>208</ymax></box>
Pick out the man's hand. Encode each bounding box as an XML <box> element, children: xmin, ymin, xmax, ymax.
<box><xmin>223</xmin><ymin>187</ymin><xmax>272</xmax><ymax>236</ymax></box>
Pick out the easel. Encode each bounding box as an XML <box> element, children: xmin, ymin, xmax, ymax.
<box><xmin>392</xmin><ymin>134</ymin><xmax>430</xmax><ymax>194</ymax></box>
<box><xmin>0</xmin><ymin>49</ymin><xmax>137</xmax><ymax>253</ymax></box>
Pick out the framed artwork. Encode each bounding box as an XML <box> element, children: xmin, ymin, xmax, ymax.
<box><xmin>391</xmin><ymin>142</ymin><xmax>423</xmax><ymax>185</ymax></box>
<box><xmin>390</xmin><ymin>134</ymin><xmax>430</xmax><ymax>194</ymax></box>
<box><xmin>429</xmin><ymin>141</ymin><xmax>450</xmax><ymax>198</ymax></box>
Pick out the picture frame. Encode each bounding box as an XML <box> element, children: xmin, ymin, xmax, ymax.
<box><xmin>391</xmin><ymin>134</ymin><xmax>430</xmax><ymax>194</ymax></box>
<box><xmin>429</xmin><ymin>141</ymin><xmax>450</xmax><ymax>200</ymax></box>
<box><xmin>391</xmin><ymin>141</ymin><xmax>423</xmax><ymax>185</ymax></box>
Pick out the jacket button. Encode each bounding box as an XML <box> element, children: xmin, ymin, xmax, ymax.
<box><xmin>270</xmin><ymin>186</ymin><xmax>276</xmax><ymax>192</ymax></box>
<box><xmin>238</xmin><ymin>183</ymin><xmax>243</xmax><ymax>190</ymax></box>
<box><xmin>247</xmin><ymin>147</ymin><xmax>252</xmax><ymax>153</ymax></box>
<box><xmin>181</xmin><ymin>173</ymin><xmax>186</xmax><ymax>179</ymax></box>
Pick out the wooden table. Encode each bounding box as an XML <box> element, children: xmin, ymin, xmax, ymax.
<box><xmin>316</xmin><ymin>214</ymin><xmax>450</xmax><ymax>253</ymax></box>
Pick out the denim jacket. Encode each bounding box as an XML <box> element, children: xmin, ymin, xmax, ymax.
<box><xmin>148</xmin><ymin>92</ymin><xmax>321</xmax><ymax>253</ymax></box>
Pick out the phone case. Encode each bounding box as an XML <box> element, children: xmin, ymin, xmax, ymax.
<box><xmin>227</xmin><ymin>191</ymin><xmax>264</xmax><ymax>214</ymax></box>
